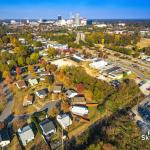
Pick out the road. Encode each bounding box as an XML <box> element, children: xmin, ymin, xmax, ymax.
<box><xmin>0</xmin><ymin>83</ymin><xmax>14</xmax><ymax>122</ymax></box>
<box><xmin>12</xmin><ymin>100</ymin><xmax>60</xmax><ymax>122</ymax></box>
<box><xmin>132</xmin><ymin>95</ymin><xmax>150</xmax><ymax>122</ymax></box>
<box><xmin>0</xmin><ymin>97</ymin><xmax>13</xmax><ymax>122</ymax></box>
<box><xmin>0</xmin><ymin>88</ymin><xmax>60</xmax><ymax>123</ymax></box>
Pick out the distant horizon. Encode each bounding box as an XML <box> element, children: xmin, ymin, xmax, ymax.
<box><xmin>1</xmin><ymin>18</ymin><xmax>150</xmax><ymax>20</ymax></box>
<box><xmin>0</xmin><ymin>0</ymin><xmax>150</xmax><ymax>19</ymax></box>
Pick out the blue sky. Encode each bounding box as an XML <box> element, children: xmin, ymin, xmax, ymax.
<box><xmin>0</xmin><ymin>0</ymin><xmax>150</xmax><ymax>19</ymax></box>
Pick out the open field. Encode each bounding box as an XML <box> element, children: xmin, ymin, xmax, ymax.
<box><xmin>137</xmin><ymin>38</ymin><xmax>150</xmax><ymax>48</ymax></box>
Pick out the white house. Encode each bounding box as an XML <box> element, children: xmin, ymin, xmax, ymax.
<box><xmin>66</xmin><ymin>89</ymin><xmax>78</xmax><ymax>98</ymax></box>
<box><xmin>18</xmin><ymin>125</ymin><xmax>34</xmax><ymax>146</ymax></box>
<box><xmin>28</xmin><ymin>78</ymin><xmax>38</xmax><ymax>86</ymax></box>
<box><xmin>72</xmin><ymin>54</ymin><xmax>85</xmax><ymax>62</ymax></box>
<box><xmin>70</xmin><ymin>106</ymin><xmax>88</xmax><ymax>116</ymax></box>
<box><xmin>139</xmin><ymin>80</ymin><xmax>150</xmax><ymax>96</ymax></box>
<box><xmin>57</xmin><ymin>114</ymin><xmax>72</xmax><ymax>129</ymax></box>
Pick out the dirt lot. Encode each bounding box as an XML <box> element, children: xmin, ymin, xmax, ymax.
<box><xmin>137</xmin><ymin>38</ymin><xmax>150</xmax><ymax>48</ymax></box>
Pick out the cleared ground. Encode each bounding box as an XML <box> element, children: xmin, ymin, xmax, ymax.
<box><xmin>137</xmin><ymin>38</ymin><xmax>150</xmax><ymax>48</ymax></box>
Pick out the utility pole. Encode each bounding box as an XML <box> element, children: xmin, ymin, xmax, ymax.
<box><xmin>62</xmin><ymin>127</ymin><xmax>64</xmax><ymax>150</ymax></box>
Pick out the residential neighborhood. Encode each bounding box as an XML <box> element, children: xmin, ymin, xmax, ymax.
<box><xmin>0</xmin><ymin>7</ymin><xmax>150</xmax><ymax>150</ymax></box>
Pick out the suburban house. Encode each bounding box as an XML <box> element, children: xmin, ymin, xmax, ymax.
<box><xmin>23</xmin><ymin>95</ymin><xmax>34</xmax><ymax>106</ymax></box>
<box><xmin>35</xmin><ymin>89</ymin><xmax>48</xmax><ymax>99</ymax></box>
<box><xmin>70</xmin><ymin>106</ymin><xmax>88</xmax><ymax>116</ymax></box>
<box><xmin>53</xmin><ymin>84</ymin><xmax>63</xmax><ymax>94</ymax></box>
<box><xmin>28</xmin><ymin>78</ymin><xmax>38</xmax><ymax>86</ymax></box>
<box><xmin>56</xmin><ymin>113</ymin><xmax>72</xmax><ymax>129</ymax></box>
<box><xmin>18</xmin><ymin>125</ymin><xmax>35</xmax><ymax>146</ymax></box>
<box><xmin>72</xmin><ymin>54</ymin><xmax>85</xmax><ymax>62</ymax></box>
<box><xmin>40</xmin><ymin>75</ymin><xmax>46</xmax><ymax>81</ymax></box>
<box><xmin>71</xmin><ymin>95</ymin><xmax>86</xmax><ymax>105</ymax></box>
<box><xmin>15</xmin><ymin>80</ymin><xmax>27</xmax><ymax>89</ymax></box>
<box><xmin>40</xmin><ymin>71</ymin><xmax>51</xmax><ymax>77</ymax></box>
<box><xmin>66</xmin><ymin>89</ymin><xmax>78</xmax><ymax>98</ymax></box>
<box><xmin>36</xmin><ymin>68</ymin><xmax>45</xmax><ymax>74</ymax></box>
<box><xmin>0</xmin><ymin>129</ymin><xmax>10</xmax><ymax>148</ymax></box>
<box><xmin>39</xmin><ymin>119</ymin><xmax>56</xmax><ymax>136</ymax></box>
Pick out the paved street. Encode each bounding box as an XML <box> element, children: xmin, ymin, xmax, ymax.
<box><xmin>132</xmin><ymin>95</ymin><xmax>150</xmax><ymax>122</ymax></box>
<box><xmin>0</xmin><ymin>98</ymin><xmax>13</xmax><ymax>122</ymax></box>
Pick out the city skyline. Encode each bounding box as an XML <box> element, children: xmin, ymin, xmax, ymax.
<box><xmin>0</xmin><ymin>0</ymin><xmax>150</xmax><ymax>19</ymax></box>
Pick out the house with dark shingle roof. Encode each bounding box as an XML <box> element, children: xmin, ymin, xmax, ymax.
<box><xmin>39</xmin><ymin>118</ymin><xmax>56</xmax><ymax>136</ymax></box>
<box><xmin>15</xmin><ymin>80</ymin><xmax>27</xmax><ymax>89</ymax></box>
<box><xmin>71</xmin><ymin>95</ymin><xmax>86</xmax><ymax>105</ymax></box>
<box><xmin>0</xmin><ymin>129</ymin><xmax>10</xmax><ymax>148</ymax></box>
<box><xmin>35</xmin><ymin>89</ymin><xmax>48</xmax><ymax>99</ymax></box>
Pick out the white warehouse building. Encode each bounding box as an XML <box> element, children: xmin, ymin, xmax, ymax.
<box><xmin>47</xmin><ymin>43</ymin><xmax>68</xmax><ymax>50</ymax></box>
<box><xmin>89</xmin><ymin>58</ymin><xmax>108</xmax><ymax>70</ymax></box>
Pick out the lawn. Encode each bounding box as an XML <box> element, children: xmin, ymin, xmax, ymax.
<box><xmin>12</xmin><ymin>81</ymin><xmax>54</xmax><ymax>115</ymax></box>
<box><xmin>8</xmin><ymin>135</ymin><xmax>21</xmax><ymax>150</ymax></box>
<box><xmin>67</xmin><ymin>106</ymin><xmax>112</xmax><ymax>138</ymax></box>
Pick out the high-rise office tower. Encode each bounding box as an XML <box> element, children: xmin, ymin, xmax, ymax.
<box><xmin>75</xmin><ymin>13</ymin><xmax>80</xmax><ymax>26</ymax></box>
<box><xmin>58</xmin><ymin>15</ymin><xmax>62</xmax><ymax>21</ymax></box>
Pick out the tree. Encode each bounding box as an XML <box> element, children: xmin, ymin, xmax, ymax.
<box><xmin>11</xmin><ymin>37</ymin><xmax>20</xmax><ymax>47</ymax></box>
<box><xmin>46</xmin><ymin>64</ymin><xmax>57</xmax><ymax>72</ymax></box>
<box><xmin>28</xmin><ymin>65</ymin><xmax>34</xmax><ymax>73</ymax></box>
<box><xmin>45</xmin><ymin>75</ymin><xmax>54</xmax><ymax>84</ymax></box>
<box><xmin>26</xmin><ymin>57</ymin><xmax>32</xmax><ymax>65</ymax></box>
<box><xmin>40</xmin><ymin>59</ymin><xmax>47</xmax><ymax>67</ymax></box>
<box><xmin>17</xmin><ymin>57</ymin><xmax>24</xmax><ymax>66</ymax></box>
<box><xmin>76</xmin><ymin>83</ymin><xmax>85</xmax><ymax>93</ymax></box>
<box><xmin>0</xmin><ymin>122</ymin><xmax>5</xmax><ymax>130</ymax></box>
<box><xmin>30</xmin><ymin>53</ymin><xmax>39</xmax><ymax>64</ymax></box>
<box><xmin>5</xmin><ymin>74</ymin><xmax>14</xmax><ymax>84</ymax></box>
<box><xmin>16</xmin><ymin>67</ymin><xmax>21</xmax><ymax>75</ymax></box>
<box><xmin>0</xmin><ymin>38</ymin><xmax>3</xmax><ymax>46</ymax></box>
<box><xmin>48</xmin><ymin>47</ymin><xmax>57</xmax><ymax>58</ymax></box>
<box><xmin>8</xmin><ymin>60</ymin><xmax>17</xmax><ymax>69</ymax></box>
<box><xmin>61</xmin><ymin>101</ymin><xmax>70</xmax><ymax>113</ymax></box>
<box><xmin>48</xmin><ymin>108</ymin><xmax>57</xmax><ymax>118</ymax></box>
<box><xmin>2</xmin><ymin>70</ymin><xmax>9</xmax><ymax>79</ymax></box>
<box><xmin>33</xmin><ymin>41</ymin><xmax>42</xmax><ymax>47</ymax></box>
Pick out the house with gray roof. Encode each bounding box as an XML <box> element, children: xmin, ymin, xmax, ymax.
<box><xmin>39</xmin><ymin>119</ymin><xmax>56</xmax><ymax>136</ymax></box>
<box><xmin>53</xmin><ymin>84</ymin><xmax>63</xmax><ymax>93</ymax></box>
<box><xmin>66</xmin><ymin>89</ymin><xmax>78</xmax><ymax>98</ymax></box>
<box><xmin>18</xmin><ymin>125</ymin><xmax>34</xmax><ymax>146</ymax></box>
